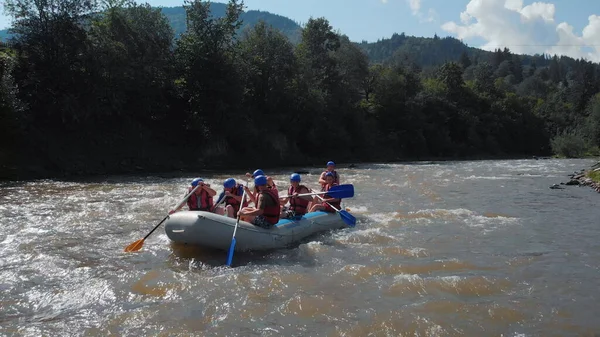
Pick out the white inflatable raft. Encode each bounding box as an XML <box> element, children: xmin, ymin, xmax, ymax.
<box><xmin>164</xmin><ymin>210</ymin><xmax>349</xmax><ymax>251</ymax></box>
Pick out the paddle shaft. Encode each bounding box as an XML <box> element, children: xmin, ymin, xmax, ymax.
<box><xmin>231</xmin><ymin>188</ymin><xmax>247</xmax><ymax>239</ymax></box>
<box><xmin>280</xmin><ymin>190</ymin><xmax>329</xmax><ymax>198</ymax></box>
<box><xmin>124</xmin><ymin>183</ymin><xmax>202</xmax><ymax>252</ymax></box>
<box><xmin>226</xmin><ymin>181</ymin><xmax>248</xmax><ymax>266</ymax></box>
<box><xmin>279</xmin><ymin>184</ymin><xmax>353</xmax><ymax>199</ymax></box>
<box><xmin>145</xmin><ymin>183</ymin><xmax>202</xmax><ymax>239</ymax></box>
<box><xmin>315</xmin><ymin>194</ymin><xmax>341</xmax><ymax>212</ymax></box>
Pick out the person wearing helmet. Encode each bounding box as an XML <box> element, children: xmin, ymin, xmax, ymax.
<box><xmin>309</xmin><ymin>172</ymin><xmax>341</xmax><ymax>213</ymax></box>
<box><xmin>170</xmin><ymin>178</ymin><xmax>217</xmax><ymax>214</ymax></box>
<box><xmin>214</xmin><ymin>178</ymin><xmax>247</xmax><ymax>218</ymax></box>
<box><xmin>243</xmin><ymin>169</ymin><xmax>277</xmax><ymax>206</ymax></box>
<box><xmin>280</xmin><ymin>173</ymin><xmax>312</xmax><ymax>219</ymax></box>
<box><xmin>238</xmin><ymin>175</ymin><xmax>280</xmax><ymax>228</ymax></box>
<box><xmin>245</xmin><ymin>168</ymin><xmax>277</xmax><ymax>190</ymax></box>
<box><xmin>318</xmin><ymin>161</ymin><xmax>340</xmax><ymax>189</ymax></box>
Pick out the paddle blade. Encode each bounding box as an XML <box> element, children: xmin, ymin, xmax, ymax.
<box><xmin>226</xmin><ymin>237</ymin><xmax>237</xmax><ymax>266</ymax></box>
<box><xmin>328</xmin><ymin>184</ymin><xmax>354</xmax><ymax>199</ymax></box>
<box><xmin>124</xmin><ymin>239</ymin><xmax>145</xmax><ymax>252</ymax></box>
<box><xmin>339</xmin><ymin>210</ymin><xmax>356</xmax><ymax>227</ymax></box>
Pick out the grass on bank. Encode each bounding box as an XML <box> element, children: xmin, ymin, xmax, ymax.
<box><xmin>587</xmin><ymin>169</ymin><xmax>600</xmax><ymax>183</ymax></box>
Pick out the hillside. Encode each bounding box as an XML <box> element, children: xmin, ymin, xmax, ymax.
<box><xmin>0</xmin><ymin>2</ymin><xmax>582</xmax><ymax>70</ymax></box>
<box><xmin>0</xmin><ymin>2</ymin><xmax>302</xmax><ymax>43</ymax></box>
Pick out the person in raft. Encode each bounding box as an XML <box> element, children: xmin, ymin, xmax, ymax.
<box><xmin>244</xmin><ymin>169</ymin><xmax>277</xmax><ymax>206</ymax></box>
<box><xmin>214</xmin><ymin>178</ymin><xmax>247</xmax><ymax>218</ymax></box>
<box><xmin>238</xmin><ymin>175</ymin><xmax>280</xmax><ymax>228</ymax></box>
<box><xmin>309</xmin><ymin>172</ymin><xmax>341</xmax><ymax>213</ymax></box>
<box><xmin>245</xmin><ymin>169</ymin><xmax>277</xmax><ymax>190</ymax></box>
<box><xmin>170</xmin><ymin>178</ymin><xmax>217</xmax><ymax>214</ymax></box>
<box><xmin>319</xmin><ymin>161</ymin><xmax>340</xmax><ymax>189</ymax></box>
<box><xmin>280</xmin><ymin>173</ymin><xmax>312</xmax><ymax>219</ymax></box>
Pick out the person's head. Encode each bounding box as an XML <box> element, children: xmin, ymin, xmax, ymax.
<box><xmin>254</xmin><ymin>175</ymin><xmax>268</xmax><ymax>191</ymax></box>
<box><xmin>223</xmin><ymin>178</ymin><xmax>236</xmax><ymax>190</ymax></box>
<box><xmin>290</xmin><ymin>173</ymin><xmax>301</xmax><ymax>187</ymax></box>
<box><xmin>252</xmin><ymin>169</ymin><xmax>265</xmax><ymax>178</ymax></box>
<box><xmin>325</xmin><ymin>171</ymin><xmax>334</xmax><ymax>184</ymax></box>
<box><xmin>326</xmin><ymin>161</ymin><xmax>335</xmax><ymax>172</ymax></box>
<box><xmin>191</xmin><ymin>178</ymin><xmax>203</xmax><ymax>187</ymax></box>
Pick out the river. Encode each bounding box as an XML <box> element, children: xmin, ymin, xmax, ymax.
<box><xmin>1</xmin><ymin>159</ymin><xmax>599</xmax><ymax>336</ymax></box>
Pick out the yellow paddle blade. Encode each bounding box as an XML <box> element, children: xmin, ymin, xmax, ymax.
<box><xmin>124</xmin><ymin>239</ymin><xmax>145</xmax><ymax>252</ymax></box>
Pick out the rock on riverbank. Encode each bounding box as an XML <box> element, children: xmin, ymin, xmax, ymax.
<box><xmin>563</xmin><ymin>161</ymin><xmax>600</xmax><ymax>193</ymax></box>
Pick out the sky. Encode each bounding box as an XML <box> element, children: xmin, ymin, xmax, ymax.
<box><xmin>1</xmin><ymin>0</ymin><xmax>600</xmax><ymax>61</ymax></box>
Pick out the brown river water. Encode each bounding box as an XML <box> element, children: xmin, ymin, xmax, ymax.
<box><xmin>1</xmin><ymin>159</ymin><xmax>599</xmax><ymax>336</ymax></box>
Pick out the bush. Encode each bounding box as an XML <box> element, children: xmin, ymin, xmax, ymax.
<box><xmin>550</xmin><ymin>131</ymin><xmax>588</xmax><ymax>158</ymax></box>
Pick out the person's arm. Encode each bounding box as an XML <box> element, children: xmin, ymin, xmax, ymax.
<box><xmin>244</xmin><ymin>186</ymin><xmax>256</xmax><ymax>205</ymax></box>
<box><xmin>201</xmin><ymin>183</ymin><xmax>217</xmax><ymax>197</ymax></box>
<box><xmin>318</xmin><ymin>172</ymin><xmax>327</xmax><ymax>185</ymax></box>
<box><xmin>241</xmin><ymin>194</ymin><xmax>265</xmax><ymax>216</ymax></box>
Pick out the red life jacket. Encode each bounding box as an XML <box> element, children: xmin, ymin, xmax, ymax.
<box><xmin>323</xmin><ymin>183</ymin><xmax>341</xmax><ymax>209</ymax></box>
<box><xmin>320</xmin><ymin>170</ymin><xmax>339</xmax><ymax>189</ymax></box>
<box><xmin>259</xmin><ymin>188</ymin><xmax>280</xmax><ymax>225</ymax></box>
<box><xmin>187</xmin><ymin>187</ymin><xmax>213</xmax><ymax>211</ymax></box>
<box><xmin>225</xmin><ymin>184</ymin><xmax>247</xmax><ymax>213</ymax></box>
<box><xmin>288</xmin><ymin>184</ymin><xmax>309</xmax><ymax>215</ymax></box>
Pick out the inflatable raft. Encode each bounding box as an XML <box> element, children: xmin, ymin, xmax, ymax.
<box><xmin>164</xmin><ymin>211</ymin><xmax>349</xmax><ymax>251</ymax></box>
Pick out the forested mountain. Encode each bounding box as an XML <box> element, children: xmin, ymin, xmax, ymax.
<box><xmin>0</xmin><ymin>3</ymin><xmax>302</xmax><ymax>43</ymax></box>
<box><xmin>0</xmin><ymin>0</ymin><xmax>599</xmax><ymax>180</ymax></box>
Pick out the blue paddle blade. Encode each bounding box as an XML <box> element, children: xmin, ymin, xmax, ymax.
<box><xmin>339</xmin><ymin>210</ymin><xmax>356</xmax><ymax>227</ymax></box>
<box><xmin>328</xmin><ymin>184</ymin><xmax>354</xmax><ymax>199</ymax></box>
<box><xmin>226</xmin><ymin>237</ymin><xmax>236</xmax><ymax>266</ymax></box>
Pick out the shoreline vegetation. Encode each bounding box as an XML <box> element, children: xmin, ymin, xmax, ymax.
<box><xmin>561</xmin><ymin>160</ymin><xmax>600</xmax><ymax>193</ymax></box>
<box><xmin>1</xmin><ymin>0</ymin><xmax>600</xmax><ymax>182</ymax></box>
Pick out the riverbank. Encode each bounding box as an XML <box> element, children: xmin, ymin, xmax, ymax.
<box><xmin>0</xmin><ymin>152</ymin><xmax>543</xmax><ymax>182</ymax></box>
<box><xmin>564</xmin><ymin>161</ymin><xmax>600</xmax><ymax>193</ymax></box>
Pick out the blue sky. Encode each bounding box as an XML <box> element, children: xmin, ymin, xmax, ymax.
<box><xmin>2</xmin><ymin>0</ymin><xmax>600</xmax><ymax>60</ymax></box>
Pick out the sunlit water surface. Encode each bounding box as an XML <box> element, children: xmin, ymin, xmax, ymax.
<box><xmin>1</xmin><ymin>159</ymin><xmax>599</xmax><ymax>336</ymax></box>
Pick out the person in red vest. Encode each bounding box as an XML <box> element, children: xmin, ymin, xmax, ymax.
<box><xmin>318</xmin><ymin>161</ymin><xmax>340</xmax><ymax>189</ymax></box>
<box><xmin>238</xmin><ymin>175</ymin><xmax>280</xmax><ymax>228</ymax></box>
<box><xmin>309</xmin><ymin>172</ymin><xmax>341</xmax><ymax>213</ymax></box>
<box><xmin>170</xmin><ymin>178</ymin><xmax>217</xmax><ymax>214</ymax></box>
<box><xmin>280</xmin><ymin>173</ymin><xmax>311</xmax><ymax>219</ymax></box>
<box><xmin>214</xmin><ymin>178</ymin><xmax>247</xmax><ymax>218</ymax></box>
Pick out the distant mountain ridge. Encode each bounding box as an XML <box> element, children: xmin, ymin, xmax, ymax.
<box><xmin>0</xmin><ymin>3</ymin><xmax>303</xmax><ymax>43</ymax></box>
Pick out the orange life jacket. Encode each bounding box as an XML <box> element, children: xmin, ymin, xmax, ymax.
<box><xmin>288</xmin><ymin>184</ymin><xmax>309</xmax><ymax>215</ymax></box>
<box><xmin>187</xmin><ymin>187</ymin><xmax>213</xmax><ymax>211</ymax></box>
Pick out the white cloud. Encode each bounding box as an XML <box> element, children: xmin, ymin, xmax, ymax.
<box><xmin>381</xmin><ymin>0</ymin><xmax>389</xmax><ymax>4</ymax></box>
<box><xmin>441</xmin><ymin>0</ymin><xmax>600</xmax><ymax>62</ymax></box>
<box><xmin>408</xmin><ymin>0</ymin><xmax>421</xmax><ymax>14</ymax></box>
<box><xmin>407</xmin><ymin>0</ymin><xmax>437</xmax><ymax>23</ymax></box>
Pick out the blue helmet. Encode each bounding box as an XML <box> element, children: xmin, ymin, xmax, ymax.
<box><xmin>290</xmin><ymin>173</ymin><xmax>301</xmax><ymax>182</ymax></box>
<box><xmin>252</xmin><ymin>169</ymin><xmax>265</xmax><ymax>177</ymax></box>
<box><xmin>254</xmin><ymin>175</ymin><xmax>267</xmax><ymax>186</ymax></box>
<box><xmin>223</xmin><ymin>178</ymin><xmax>236</xmax><ymax>189</ymax></box>
<box><xmin>327</xmin><ymin>161</ymin><xmax>335</xmax><ymax>167</ymax></box>
<box><xmin>191</xmin><ymin>178</ymin><xmax>203</xmax><ymax>187</ymax></box>
<box><xmin>325</xmin><ymin>172</ymin><xmax>334</xmax><ymax>178</ymax></box>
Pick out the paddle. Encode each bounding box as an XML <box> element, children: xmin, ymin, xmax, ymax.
<box><xmin>280</xmin><ymin>184</ymin><xmax>354</xmax><ymax>199</ymax></box>
<box><xmin>212</xmin><ymin>191</ymin><xmax>226</xmax><ymax>212</ymax></box>
<box><xmin>226</xmin><ymin>184</ymin><xmax>248</xmax><ymax>266</ymax></box>
<box><xmin>315</xmin><ymin>193</ymin><xmax>356</xmax><ymax>227</ymax></box>
<box><xmin>124</xmin><ymin>184</ymin><xmax>201</xmax><ymax>252</ymax></box>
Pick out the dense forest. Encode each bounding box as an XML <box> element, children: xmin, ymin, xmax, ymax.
<box><xmin>0</xmin><ymin>0</ymin><xmax>599</xmax><ymax>180</ymax></box>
